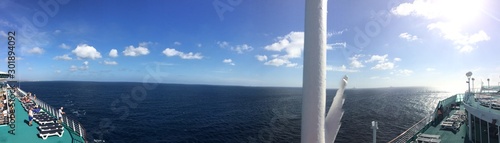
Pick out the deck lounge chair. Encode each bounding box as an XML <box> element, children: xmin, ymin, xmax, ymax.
<box><xmin>39</xmin><ymin>126</ymin><xmax>64</xmax><ymax>132</ymax></box>
<box><xmin>38</xmin><ymin>129</ymin><xmax>64</xmax><ymax>140</ymax></box>
<box><xmin>417</xmin><ymin>133</ymin><xmax>440</xmax><ymax>139</ymax></box>
<box><xmin>38</xmin><ymin>123</ymin><xmax>63</xmax><ymax>129</ymax></box>
<box><xmin>416</xmin><ymin>137</ymin><xmax>441</xmax><ymax>143</ymax></box>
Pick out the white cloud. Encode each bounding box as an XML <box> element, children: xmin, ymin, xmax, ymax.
<box><xmin>366</xmin><ymin>54</ymin><xmax>388</xmax><ymax>63</ymax></box>
<box><xmin>69</xmin><ymin>61</ymin><xmax>89</xmax><ymax>71</ymax></box>
<box><xmin>327</xmin><ymin>29</ymin><xmax>347</xmax><ymax>37</ymax></box>
<box><xmin>104</xmin><ymin>60</ymin><xmax>118</xmax><ymax>65</ymax></box>
<box><xmin>392</xmin><ymin>0</ymin><xmax>489</xmax><ymax>52</ymax></box>
<box><xmin>59</xmin><ymin>43</ymin><xmax>70</xmax><ymax>49</ymax></box>
<box><xmin>162</xmin><ymin>48</ymin><xmax>203</xmax><ymax>60</ymax></box>
<box><xmin>264</xmin><ymin>57</ymin><xmax>297</xmax><ymax>67</ymax></box>
<box><xmin>399</xmin><ymin>32</ymin><xmax>418</xmax><ymax>41</ymax></box>
<box><xmin>70</xmin><ymin>65</ymin><xmax>78</xmax><ymax>71</ymax></box>
<box><xmin>217</xmin><ymin>41</ymin><xmax>253</xmax><ymax>54</ymax></box>
<box><xmin>260</xmin><ymin>31</ymin><xmax>343</xmax><ymax>67</ymax></box>
<box><xmin>217</xmin><ymin>41</ymin><xmax>229</xmax><ymax>48</ymax></box>
<box><xmin>426</xmin><ymin>68</ymin><xmax>436</xmax><ymax>71</ymax></box>
<box><xmin>366</xmin><ymin>54</ymin><xmax>398</xmax><ymax>70</ymax></box>
<box><xmin>72</xmin><ymin>44</ymin><xmax>102</xmax><ymax>60</ymax></box>
<box><xmin>394</xmin><ymin>69</ymin><xmax>414</xmax><ymax>76</ymax></box>
<box><xmin>255</xmin><ymin>55</ymin><xmax>268</xmax><ymax>61</ymax></box>
<box><xmin>174</xmin><ymin>41</ymin><xmax>181</xmax><ymax>45</ymax></box>
<box><xmin>223</xmin><ymin>59</ymin><xmax>235</xmax><ymax>66</ymax></box>
<box><xmin>231</xmin><ymin>44</ymin><xmax>253</xmax><ymax>54</ymax></box>
<box><xmin>27</xmin><ymin>47</ymin><xmax>44</xmax><ymax>55</ymax></box>
<box><xmin>0</xmin><ymin>30</ymin><xmax>7</xmax><ymax>38</ymax></box>
<box><xmin>349</xmin><ymin>54</ymin><xmax>365</xmax><ymax>68</ymax></box>
<box><xmin>427</xmin><ymin>22</ymin><xmax>490</xmax><ymax>52</ymax></box>
<box><xmin>109</xmin><ymin>49</ymin><xmax>118</xmax><ymax>58</ymax></box>
<box><xmin>329</xmin><ymin>42</ymin><xmax>347</xmax><ymax>49</ymax></box>
<box><xmin>264</xmin><ymin>31</ymin><xmax>303</xmax><ymax>58</ymax></box>
<box><xmin>53</xmin><ymin>54</ymin><xmax>72</xmax><ymax>61</ymax></box>
<box><xmin>372</xmin><ymin>62</ymin><xmax>395</xmax><ymax>70</ymax></box>
<box><xmin>260</xmin><ymin>31</ymin><xmax>304</xmax><ymax>67</ymax></box>
<box><xmin>327</xmin><ymin>65</ymin><xmax>358</xmax><ymax>72</ymax></box>
<box><xmin>123</xmin><ymin>43</ymin><xmax>150</xmax><ymax>56</ymax></box>
<box><xmin>54</xmin><ymin>29</ymin><xmax>61</xmax><ymax>34</ymax></box>
<box><xmin>81</xmin><ymin>61</ymin><xmax>89</xmax><ymax>70</ymax></box>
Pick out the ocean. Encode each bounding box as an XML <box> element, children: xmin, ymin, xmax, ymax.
<box><xmin>15</xmin><ymin>81</ymin><xmax>452</xmax><ymax>143</ymax></box>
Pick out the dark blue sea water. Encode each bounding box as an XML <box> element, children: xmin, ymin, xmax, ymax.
<box><xmin>15</xmin><ymin>81</ymin><xmax>452</xmax><ymax>143</ymax></box>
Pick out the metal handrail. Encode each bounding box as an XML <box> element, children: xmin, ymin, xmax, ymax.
<box><xmin>387</xmin><ymin>115</ymin><xmax>432</xmax><ymax>143</ymax></box>
<box><xmin>16</xmin><ymin>88</ymin><xmax>88</xmax><ymax>143</ymax></box>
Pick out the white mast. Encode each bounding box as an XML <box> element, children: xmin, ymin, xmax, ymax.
<box><xmin>302</xmin><ymin>0</ymin><xmax>328</xmax><ymax>142</ymax></box>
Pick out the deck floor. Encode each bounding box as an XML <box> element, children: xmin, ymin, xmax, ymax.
<box><xmin>0</xmin><ymin>93</ymin><xmax>84</xmax><ymax>143</ymax></box>
<box><xmin>420</xmin><ymin>106</ymin><xmax>471</xmax><ymax>143</ymax></box>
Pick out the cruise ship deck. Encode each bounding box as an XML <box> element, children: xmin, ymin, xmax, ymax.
<box><xmin>390</xmin><ymin>85</ymin><xmax>500</xmax><ymax>143</ymax></box>
<box><xmin>418</xmin><ymin>105</ymin><xmax>469</xmax><ymax>143</ymax></box>
<box><xmin>0</xmin><ymin>86</ymin><xmax>86</xmax><ymax>143</ymax></box>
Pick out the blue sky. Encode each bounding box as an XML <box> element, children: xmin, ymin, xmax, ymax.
<box><xmin>0</xmin><ymin>0</ymin><xmax>499</xmax><ymax>90</ymax></box>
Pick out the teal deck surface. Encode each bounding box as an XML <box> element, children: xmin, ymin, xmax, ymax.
<box><xmin>420</xmin><ymin>108</ymin><xmax>470</xmax><ymax>143</ymax></box>
<box><xmin>0</xmin><ymin>96</ymin><xmax>85</xmax><ymax>143</ymax></box>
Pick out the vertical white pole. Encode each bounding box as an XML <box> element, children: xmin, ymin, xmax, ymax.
<box><xmin>302</xmin><ymin>0</ymin><xmax>328</xmax><ymax>142</ymax></box>
<box><xmin>372</xmin><ymin>121</ymin><xmax>378</xmax><ymax>143</ymax></box>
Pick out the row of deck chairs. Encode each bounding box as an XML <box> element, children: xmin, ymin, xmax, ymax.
<box><xmin>440</xmin><ymin>110</ymin><xmax>466</xmax><ymax>132</ymax></box>
<box><xmin>415</xmin><ymin>133</ymin><xmax>441</xmax><ymax>143</ymax></box>
<box><xmin>20</xmin><ymin>97</ymin><xmax>65</xmax><ymax>140</ymax></box>
<box><xmin>477</xmin><ymin>97</ymin><xmax>500</xmax><ymax>110</ymax></box>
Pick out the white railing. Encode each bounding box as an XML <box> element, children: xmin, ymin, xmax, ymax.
<box><xmin>387</xmin><ymin>115</ymin><xmax>433</xmax><ymax>143</ymax></box>
<box><xmin>16</xmin><ymin>88</ymin><xmax>87</xmax><ymax>143</ymax></box>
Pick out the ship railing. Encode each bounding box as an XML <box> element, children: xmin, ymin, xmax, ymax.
<box><xmin>16</xmin><ymin>88</ymin><xmax>88</xmax><ymax>143</ymax></box>
<box><xmin>387</xmin><ymin>114</ymin><xmax>433</xmax><ymax>143</ymax></box>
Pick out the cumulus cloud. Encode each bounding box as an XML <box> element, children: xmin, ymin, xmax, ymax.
<box><xmin>72</xmin><ymin>44</ymin><xmax>102</xmax><ymax>60</ymax></box>
<box><xmin>259</xmin><ymin>31</ymin><xmax>304</xmax><ymax>67</ymax></box>
<box><xmin>223</xmin><ymin>59</ymin><xmax>235</xmax><ymax>65</ymax></box>
<box><xmin>53</xmin><ymin>54</ymin><xmax>72</xmax><ymax>61</ymax></box>
<box><xmin>329</xmin><ymin>42</ymin><xmax>347</xmax><ymax>49</ymax></box>
<box><xmin>104</xmin><ymin>60</ymin><xmax>118</xmax><ymax>65</ymax></box>
<box><xmin>365</xmin><ymin>54</ymin><xmax>399</xmax><ymax>70</ymax></box>
<box><xmin>255</xmin><ymin>55</ymin><xmax>268</xmax><ymax>61</ymax></box>
<box><xmin>427</xmin><ymin>22</ymin><xmax>490</xmax><ymax>52</ymax></box>
<box><xmin>217</xmin><ymin>41</ymin><xmax>229</xmax><ymax>48</ymax></box>
<box><xmin>231</xmin><ymin>44</ymin><xmax>253</xmax><ymax>54</ymax></box>
<box><xmin>392</xmin><ymin>0</ymin><xmax>489</xmax><ymax>52</ymax></box>
<box><xmin>27</xmin><ymin>47</ymin><xmax>44</xmax><ymax>55</ymax></box>
<box><xmin>162</xmin><ymin>48</ymin><xmax>203</xmax><ymax>60</ymax></box>
<box><xmin>258</xmin><ymin>31</ymin><xmax>341</xmax><ymax>67</ymax></box>
<box><xmin>123</xmin><ymin>43</ymin><xmax>150</xmax><ymax>56</ymax></box>
<box><xmin>59</xmin><ymin>43</ymin><xmax>70</xmax><ymax>49</ymax></box>
<box><xmin>217</xmin><ymin>41</ymin><xmax>253</xmax><ymax>54</ymax></box>
<box><xmin>70</xmin><ymin>61</ymin><xmax>89</xmax><ymax>71</ymax></box>
<box><xmin>399</xmin><ymin>33</ymin><xmax>418</xmax><ymax>41</ymax></box>
<box><xmin>109</xmin><ymin>49</ymin><xmax>118</xmax><ymax>58</ymax></box>
<box><xmin>349</xmin><ymin>54</ymin><xmax>365</xmax><ymax>68</ymax></box>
